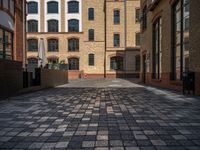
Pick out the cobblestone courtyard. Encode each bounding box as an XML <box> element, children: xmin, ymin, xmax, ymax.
<box><xmin>0</xmin><ymin>79</ymin><xmax>200</xmax><ymax>150</ymax></box>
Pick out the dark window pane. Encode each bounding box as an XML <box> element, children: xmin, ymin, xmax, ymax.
<box><xmin>152</xmin><ymin>18</ymin><xmax>162</xmax><ymax>79</ymax></box>
<box><xmin>142</xmin><ymin>5</ymin><xmax>147</xmax><ymax>31</ymax></box>
<box><xmin>28</xmin><ymin>39</ymin><xmax>38</xmax><ymax>52</ymax></box>
<box><xmin>136</xmin><ymin>33</ymin><xmax>140</xmax><ymax>46</ymax></box>
<box><xmin>28</xmin><ymin>2</ymin><xmax>38</xmax><ymax>14</ymax></box>
<box><xmin>48</xmin><ymin>20</ymin><xmax>58</xmax><ymax>32</ymax></box>
<box><xmin>68</xmin><ymin>1</ymin><xmax>79</xmax><ymax>13</ymax></box>
<box><xmin>114</xmin><ymin>34</ymin><xmax>120</xmax><ymax>47</ymax></box>
<box><xmin>68</xmin><ymin>19</ymin><xmax>79</xmax><ymax>32</ymax></box>
<box><xmin>172</xmin><ymin>0</ymin><xmax>189</xmax><ymax>80</ymax></box>
<box><xmin>88</xmin><ymin>54</ymin><xmax>94</xmax><ymax>66</ymax></box>
<box><xmin>110</xmin><ymin>56</ymin><xmax>123</xmax><ymax>70</ymax></box>
<box><xmin>88</xmin><ymin>8</ymin><xmax>94</xmax><ymax>20</ymax></box>
<box><xmin>28</xmin><ymin>20</ymin><xmax>38</xmax><ymax>32</ymax></box>
<box><xmin>68</xmin><ymin>58</ymin><xmax>79</xmax><ymax>70</ymax></box>
<box><xmin>114</xmin><ymin>9</ymin><xmax>120</xmax><ymax>24</ymax></box>
<box><xmin>47</xmin><ymin>1</ymin><xmax>58</xmax><ymax>13</ymax></box>
<box><xmin>68</xmin><ymin>38</ymin><xmax>79</xmax><ymax>51</ymax></box>
<box><xmin>88</xmin><ymin>29</ymin><xmax>94</xmax><ymax>41</ymax></box>
<box><xmin>28</xmin><ymin>58</ymin><xmax>38</xmax><ymax>65</ymax></box>
<box><xmin>48</xmin><ymin>39</ymin><xmax>58</xmax><ymax>52</ymax></box>
<box><xmin>135</xmin><ymin>55</ymin><xmax>140</xmax><ymax>71</ymax></box>
<box><xmin>136</xmin><ymin>8</ymin><xmax>140</xmax><ymax>23</ymax></box>
<box><xmin>0</xmin><ymin>28</ymin><xmax>13</xmax><ymax>60</ymax></box>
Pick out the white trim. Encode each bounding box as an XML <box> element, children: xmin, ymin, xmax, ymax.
<box><xmin>27</xmin><ymin>0</ymin><xmax>41</xmax><ymax>32</ymax></box>
<box><xmin>65</xmin><ymin>0</ymin><xmax>82</xmax><ymax>32</ymax></box>
<box><xmin>45</xmin><ymin>0</ymin><xmax>61</xmax><ymax>32</ymax></box>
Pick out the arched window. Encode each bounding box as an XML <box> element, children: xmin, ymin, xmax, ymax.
<box><xmin>27</xmin><ymin>39</ymin><xmax>38</xmax><ymax>52</ymax></box>
<box><xmin>88</xmin><ymin>29</ymin><xmax>94</xmax><ymax>41</ymax></box>
<box><xmin>28</xmin><ymin>58</ymin><xmax>38</xmax><ymax>66</ymax></box>
<box><xmin>47</xmin><ymin>1</ymin><xmax>58</xmax><ymax>13</ymax></box>
<box><xmin>28</xmin><ymin>1</ymin><xmax>38</xmax><ymax>14</ymax></box>
<box><xmin>110</xmin><ymin>56</ymin><xmax>123</xmax><ymax>70</ymax></box>
<box><xmin>28</xmin><ymin>20</ymin><xmax>38</xmax><ymax>32</ymax></box>
<box><xmin>68</xmin><ymin>58</ymin><xmax>79</xmax><ymax>70</ymax></box>
<box><xmin>48</xmin><ymin>20</ymin><xmax>58</xmax><ymax>32</ymax></box>
<box><xmin>68</xmin><ymin>1</ymin><xmax>79</xmax><ymax>13</ymax></box>
<box><xmin>114</xmin><ymin>9</ymin><xmax>120</xmax><ymax>24</ymax></box>
<box><xmin>68</xmin><ymin>38</ymin><xmax>79</xmax><ymax>51</ymax></box>
<box><xmin>88</xmin><ymin>8</ymin><xmax>94</xmax><ymax>20</ymax></box>
<box><xmin>88</xmin><ymin>54</ymin><xmax>94</xmax><ymax>66</ymax></box>
<box><xmin>68</xmin><ymin>19</ymin><xmax>79</xmax><ymax>32</ymax></box>
<box><xmin>48</xmin><ymin>39</ymin><xmax>59</xmax><ymax>52</ymax></box>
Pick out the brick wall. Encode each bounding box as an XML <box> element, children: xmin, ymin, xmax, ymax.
<box><xmin>0</xmin><ymin>59</ymin><xmax>23</xmax><ymax>98</ymax></box>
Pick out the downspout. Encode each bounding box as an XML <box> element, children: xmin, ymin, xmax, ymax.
<box><xmin>23</xmin><ymin>0</ymin><xmax>26</xmax><ymax>69</ymax></box>
<box><xmin>104</xmin><ymin>0</ymin><xmax>107</xmax><ymax>78</ymax></box>
<box><xmin>124</xmin><ymin>0</ymin><xmax>127</xmax><ymax>78</ymax></box>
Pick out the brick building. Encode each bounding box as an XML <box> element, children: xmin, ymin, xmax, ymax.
<box><xmin>0</xmin><ymin>0</ymin><xmax>26</xmax><ymax>63</ymax></box>
<box><xmin>140</xmin><ymin>0</ymin><xmax>200</xmax><ymax>95</ymax></box>
<box><xmin>26</xmin><ymin>0</ymin><xmax>141</xmax><ymax>79</ymax></box>
<box><xmin>0</xmin><ymin>0</ymin><xmax>26</xmax><ymax>97</ymax></box>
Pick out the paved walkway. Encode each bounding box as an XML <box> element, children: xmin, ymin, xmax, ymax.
<box><xmin>0</xmin><ymin>79</ymin><xmax>200</xmax><ymax>150</ymax></box>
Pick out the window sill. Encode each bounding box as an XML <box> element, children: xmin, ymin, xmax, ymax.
<box><xmin>68</xmin><ymin>51</ymin><xmax>79</xmax><ymax>52</ymax></box>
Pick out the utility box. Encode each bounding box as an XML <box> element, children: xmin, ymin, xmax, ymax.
<box><xmin>183</xmin><ymin>71</ymin><xmax>195</xmax><ymax>95</ymax></box>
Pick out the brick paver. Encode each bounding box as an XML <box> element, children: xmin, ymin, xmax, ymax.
<box><xmin>0</xmin><ymin>79</ymin><xmax>200</xmax><ymax>149</ymax></box>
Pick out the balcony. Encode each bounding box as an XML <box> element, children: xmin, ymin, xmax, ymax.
<box><xmin>148</xmin><ymin>0</ymin><xmax>161</xmax><ymax>11</ymax></box>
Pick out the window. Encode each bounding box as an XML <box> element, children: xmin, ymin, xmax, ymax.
<box><xmin>88</xmin><ymin>8</ymin><xmax>94</xmax><ymax>20</ymax></box>
<box><xmin>136</xmin><ymin>32</ymin><xmax>140</xmax><ymax>46</ymax></box>
<box><xmin>0</xmin><ymin>28</ymin><xmax>13</xmax><ymax>60</ymax></box>
<box><xmin>48</xmin><ymin>20</ymin><xmax>58</xmax><ymax>32</ymax></box>
<box><xmin>110</xmin><ymin>56</ymin><xmax>123</xmax><ymax>70</ymax></box>
<box><xmin>135</xmin><ymin>55</ymin><xmax>140</xmax><ymax>71</ymax></box>
<box><xmin>68</xmin><ymin>58</ymin><xmax>79</xmax><ymax>70</ymax></box>
<box><xmin>68</xmin><ymin>38</ymin><xmax>79</xmax><ymax>51</ymax></box>
<box><xmin>88</xmin><ymin>54</ymin><xmax>94</xmax><ymax>66</ymax></box>
<box><xmin>68</xmin><ymin>1</ymin><xmax>79</xmax><ymax>13</ymax></box>
<box><xmin>142</xmin><ymin>5</ymin><xmax>147</xmax><ymax>31</ymax></box>
<box><xmin>153</xmin><ymin>18</ymin><xmax>162</xmax><ymax>79</ymax></box>
<box><xmin>28</xmin><ymin>20</ymin><xmax>38</xmax><ymax>32</ymax></box>
<box><xmin>68</xmin><ymin>19</ymin><xmax>79</xmax><ymax>32</ymax></box>
<box><xmin>135</xmin><ymin>8</ymin><xmax>140</xmax><ymax>23</ymax></box>
<box><xmin>28</xmin><ymin>58</ymin><xmax>38</xmax><ymax>65</ymax></box>
<box><xmin>27</xmin><ymin>39</ymin><xmax>38</xmax><ymax>52</ymax></box>
<box><xmin>47</xmin><ymin>1</ymin><xmax>58</xmax><ymax>13</ymax></box>
<box><xmin>114</xmin><ymin>34</ymin><xmax>120</xmax><ymax>47</ymax></box>
<box><xmin>48</xmin><ymin>39</ymin><xmax>58</xmax><ymax>52</ymax></box>
<box><xmin>88</xmin><ymin>29</ymin><xmax>94</xmax><ymax>41</ymax></box>
<box><xmin>172</xmin><ymin>0</ymin><xmax>189</xmax><ymax>80</ymax></box>
<box><xmin>114</xmin><ymin>9</ymin><xmax>120</xmax><ymax>24</ymax></box>
<box><xmin>28</xmin><ymin>1</ymin><xmax>38</xmax><ymax>14</ymax></box>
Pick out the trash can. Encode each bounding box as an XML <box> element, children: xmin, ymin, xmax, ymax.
<box><xmin>183</xmin><ymin>71</ymin><xmax>195</xmax><ymax>95</ymax></box>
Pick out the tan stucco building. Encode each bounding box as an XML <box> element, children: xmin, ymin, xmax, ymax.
<box><xmin>26</xmin><ymin>0</ymin><xmax>141</xmax><ymax>79</ymax></box>
<box><xmin>140</xmin><ymin>0</ymin><xmax>200</xmax><ymax>95</ymax></box>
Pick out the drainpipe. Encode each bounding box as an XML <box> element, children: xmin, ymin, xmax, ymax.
<box><xmin>22</xmin><ymin>0</ymin><xmax>26</xmax><ymax>69</ymax></box>
<box><xmin>104</xmin><ymin>0</ymin><xmax>107</xmax><ymax>78</ymax></box>
<box><xmin>124</xmin><ymin>0</ymin><xmax>127</xmax><ymax>78</ymax></box>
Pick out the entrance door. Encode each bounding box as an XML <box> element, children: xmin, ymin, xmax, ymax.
<box><xmin>143</xmin><ymin>54</ymin><xmax>146</xmax><ymax>84</ymax></box>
